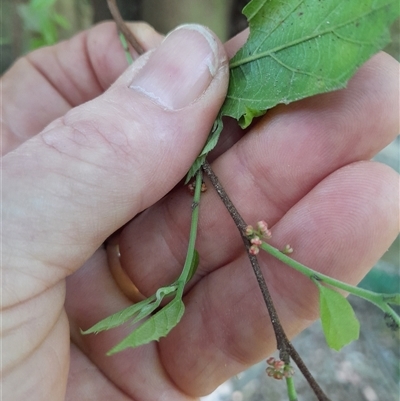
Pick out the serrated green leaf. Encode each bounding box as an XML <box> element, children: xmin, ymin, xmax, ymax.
<box><xmin>186</xmin><ymin>154</ymin><xmax>207</xmax><ymax>183</ymax></box>
<box><xmin>107</xmin><ymin>298</ymin><xmax>185</xmax><ymax>355</ymax></box>
<box><xmin>222</xmin><ymin>0</ymin><xmax>399</xmax><ymax>126</ymax></box>
<box><xmin>81</xmin><ymin>284</ymin><xmax>179</xmax><ymax>335</ymax></box>
<box><xmin>199</xmin><ymin>116</ymin><xmax>224</xmax><ymax>156</ymax></box>
<box><xmin>81</xmin><ymin>297</ymin><xmax>155</xmax><ymax>335</ymax></box>
<box><xmin>186</xmin><ymin>116</ymin><xmax>224</xmax><ymax>181</ymax></box>
<box><xmin>188</xmin><ymin>0</ymin><xmax>398</xmax><ymax>178</ymax></box>
<box><xmin>317</xmin><ymin>283</ymin><xmax>360</xmax><ymax>351</ymax></box>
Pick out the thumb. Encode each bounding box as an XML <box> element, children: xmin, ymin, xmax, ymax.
<box><xmin>3</xmin><ymin>24</ymin><xmax>229</xmax><ymax>305</ymax></box>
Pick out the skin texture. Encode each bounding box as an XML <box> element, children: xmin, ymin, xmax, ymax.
<box><xmin>2</xmin><ymin>21</ymin><xmax>399</xmax><ymax>401</ymax></box>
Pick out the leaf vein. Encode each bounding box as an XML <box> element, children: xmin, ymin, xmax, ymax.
<box><xmin>230</xmin><ymin>1</ymin><xmax>394</xmax><ymax>69</ymax></box>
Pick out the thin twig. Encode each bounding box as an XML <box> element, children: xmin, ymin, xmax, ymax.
<box><xmin>202</xmin><ymin>161</ymin><xmax>288</xmax><ymax>350</ymax></box>
<box><xmin>107</xmin><ymin>0</ymin><xmax>144</xmax><ymax>55</ymax></box>
<box><xmin>202</xmin><ymin>160</ymin><xmax>331</xmax><ymax>401</ymax></box>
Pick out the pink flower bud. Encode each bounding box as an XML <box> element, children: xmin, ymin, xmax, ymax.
<box><xmin>257</xmin><ymin>220</ymin><xmax>269</xmax><ymax>233</ymax></box>
<box><xmin>274</xmin><ymin>360</ymin><xmax>285</xmax><ymax>370</ymax></box>
<box><xmin>266</xmin><ymin>357</ymin><xmax>275</xmax><ymax>366</ymax></box>
<box><xmin>245</xmin><ymin>225</ymin><xmax>254</xmax><ymax>237</ymax></box>
<box><xmin>266</xmin><ymin>367</ymin><xmax>274</xmax><ymax>377</ymax></box>
<box><xmin>262</xmin><ymin>229</ymin><xmax>272</xmax><ymax>239</ymax></box>
<box><xmin>251</xmin><ymin>236</ymin><xmax>263</xmax><ymax>246</ymax></box>
<box><xmin>249</xmin><ymin>245</ymin><xmax>259</xmax><ymax>255</ymax></box>
<box><xmin>188</xmin><ymin>183</ymin><xmax>195</xmax><ymax>194</ymax></box>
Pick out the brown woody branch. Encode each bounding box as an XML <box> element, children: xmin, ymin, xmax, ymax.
<box><xmin>107</xmin><ymin>0</ymin><xmax>144</xmax><ymax>55</ymax></box>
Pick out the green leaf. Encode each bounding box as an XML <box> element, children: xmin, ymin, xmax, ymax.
<box><xmin>185</xmin><ymin>116</ymin><xmax>223</xmax><ymax>182</ymax></box>
<box><xmin>317</xmin><ymin>283</ymin><xmax>360</xmax><ymax>351</ymax></box>
<box><xmin>81</xmin><ymin>284</ymin><xmax>179</xmax><ymax>334</ymax></box>
<box><xmin>107</xmin><ymin>297</ymin><xmax>185</xmax><ymax>355</ymax></box>
<box><xmin>186</xmin><ymin>154</ymin><xmax>206</xmax><ymax>183</ymax></box>
<box><xmin>131</xmin><ymin>284</ymin><xmax>178</xmax><ymax>323</ymax></box>
<box><xmin>222</xmin><ymin>0</ymin><xmax>399</xmax><ymax>126</ymax></box>
<box><xmin>199</xmin><ymin>117</ymin><xmax>224</xmax><ymax>156</ymax></box>
<box><xmin>81</xmin><ymin>297</ymin><xmax>156</xmax><ymax>335</ymax></box>
<box><xmin>189</xmin><ymin>0</ymin><xmax>399</xmax><ymax>177</ymax></box>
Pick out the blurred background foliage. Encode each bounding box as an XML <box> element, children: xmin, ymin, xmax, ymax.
<box><xmin>16</xmin><ymin>0</ymin><xmax>72</xmax><ymax>50</ymax></box>
<box><xmin>1</xmin><ymin>0</ymin><xmax>248</xmax><ymax>73</ymax></box>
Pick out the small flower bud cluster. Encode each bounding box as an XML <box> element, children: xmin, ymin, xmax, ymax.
<box><xmin>187</xmin><ymin>181</ymin><xmax>207</xmax><ymax>195</ymax></box>
<box><xmin>256</xmin><ymin>220</ymin><xmax>272</xmax><ymax>239</ymax></box>
<box><xmin>265</xmin><ymin>357</ymin><xmax>295</xmax><ymax>380</ymax></box>
<box><xmin>281</xmin><ymin>244</ymin><xmax>293</xmax><ymax>254</ymax></box>
<box><xmin>245</xmin><ymin>220</ymin><xmax>272</xmax><ymax>255</ymax></box>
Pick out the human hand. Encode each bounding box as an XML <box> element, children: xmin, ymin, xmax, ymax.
<box><xmin>2</xmin><ymin>21</ymin><xmax>398</xmax><ymax>401</ymax></box>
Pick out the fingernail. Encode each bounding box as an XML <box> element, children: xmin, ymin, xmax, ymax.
<box><xmin>129</xmin><ymin>24</ymin><xmax>223</xmax><ymax>110</ymax></box>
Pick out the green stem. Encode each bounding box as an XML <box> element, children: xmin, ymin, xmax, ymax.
<box><xmin>176</xmin><ymin>171</ymin><xmax>203</xmax><ymax>297</ymax></box>
<box><xmin>260</xmin><ymin>241</ymin><xmax>400</xmax><ymax>326</ymax></box>
<box><xmin>286</xmin><ymin>376</ymin><xmax>298</xmax><ymax>401</ymax></box>
<box><xmin>118</xmin><ymin>31</ymin><xmax>134</xmax><ymax>65</ymax></box>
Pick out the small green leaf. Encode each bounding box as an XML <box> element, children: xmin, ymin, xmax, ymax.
<box><xmin>130</xmin><ymin>302</ymin><xmax>160</xmax><ymax>324</ymax></box>
<box><xmin>186</xmin><ymin>116</ymin><xmax>223</xmax><ymax>182</ymax></box>
<box><xmin>81</xmin><ymin>297</ymin><xmax>155</xmax><ymax>335</ymax></box>
<box><xmin>317</xmin><ymin>283</ymin><xmax>360</xmax><ymax>351</ymax></box>
<box><xmin>186</xmin><ymin>154</ymin><xmax>206</xmax><ymax>183</ymax></box>
<box><xmin>81</xmin><ymin>284</ymin><xmax>179</xmax><ymax>335</ymax></box>
<box><xmin>199</xmin><ymin>116</ymin><xmax>224</xmax><ymax>156</ymax></box>
<box><xmin>107</xmin><ymin>297</ymin><xmax>185</xmax><ymax>355</ymax></box>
